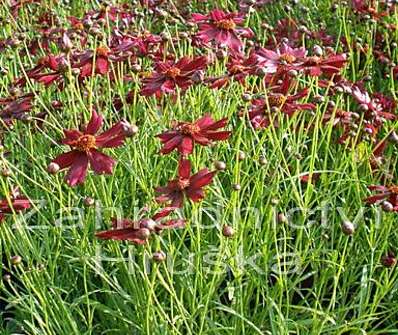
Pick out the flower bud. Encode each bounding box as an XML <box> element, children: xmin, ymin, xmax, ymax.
<box><xmin>152</xmin><ymin>250</ymin><xmax>166</xmax><ymax>262</ymax></box>
<box><xmin>84</xmin><ymin>197</ymin><xmax>95</xmax><ymax>207</ymax></box>
<box><xmin>10</xmin><ymin>255</ymin><xmax>22</xmax><ymax>266</ymax></box>
<box><xmin>232</xmin><ymin>183</ymin><xmax>241</xmax><ymax>191</ymax></box>
<box><xmin>214</xmin><ymin>161</ymin><xmax>226</xmax><ymax>171</ymax></box>
<box><xmin>341</xmin><ymin>221</ymin><xmax>355</xmax><ymax>235</ymax></box>
<box><xmin>47</xmin><ymin>162</ymin><xmax>60</xmax><ymax>174</ymax></box>
<box><xmin>137</xmin><ymin>228</ymin><xmax>151</xmax><ymax>239</ymax></box>
<box><xmin>122</xmin><ymin>123</ymin><xmax>138</xmax><ymax>137</ymax></box>
<box><xmin>382</xmin><ymin>201</ymin><xmax>394</xmax><ymax>212</ymax></box>
<box><xmin>222</xmin><ymin>225</ymin><xmax>235</xmax><ymax>238</ymax></box>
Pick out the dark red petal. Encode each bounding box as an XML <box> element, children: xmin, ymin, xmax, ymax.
<box><xmin>96</xmin><ymin>57</ymin><xmax>109</xmax><ymax>75</ymax></box>
<box><xmin>189</xmin><ymin>170</ymin><xmax>216</xmax><ymax>189</ymax></box>
<box><xmin>88</xmin><ymin>150</ymin><xmax>115</xmax><ymax>175</ymax></box>
<box><xmin>179</xmin><ymin>136</ymin><xmax>194</xmax><ymax>155</ymax></box>
<box><xmin>65</xmin><ymin>152</ymin><xmax>89</xmax><ymax>186</ymax></box>
<box><xmin>52</xmin><ymin>150</ymin><xmax>79</xmax><ymax>169</ymax></box>
<box><xmin>178</xmin><ymin>159</ymin><xmax>191</xmax><ymax>179</ymax></box>
<box><xmin>86</xmin><ymin>110</ymin><xmax>103</xmax><ymax>135</ymax></box>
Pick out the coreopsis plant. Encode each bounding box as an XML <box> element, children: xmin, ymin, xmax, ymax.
<box><xmin>140</xmin><ymin>56</ymin><xmax>207</xmax><ymax>97</ymax></box>
<box><xmin>49</xmin><ymin>111</ymin><xmax>131</xmax><ymax>186</ymax></box>
<box><xmin>157</xmin><ymin>114</ymin><xmax>231</xmax><ymax>156</ymax></box>
<box><xmin>155</xmin><ymin>159</ymin><xmax>216</xmax><ymax>208</ymax></box>
<box><xmin>191</xmin><ymin>9</ymin><xmax>253</xmax><ymax>52</ymax></box>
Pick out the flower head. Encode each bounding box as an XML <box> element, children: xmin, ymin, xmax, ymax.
<box><xmin>192</xmin><ymin>9</ymin><xmax>253</xmax><ymax>52</ymax></box>
<box><xmin>141</xmin><ymin>56</ymin><xmax>207</xmax><ymax>97</ymax></box>
<box><xmin>157</xmin><ymin>114</ymin><xmax>230</xmax><ymax>156</ymax></box>
<box><xmin>50</xmin><ymin>111</ymin><xmax>129</xmax><ymax>186</ymax></box>
<box><xmin>155</xmin><ymin>159</ymin><xmax>216</xmax><ymax>207</ymax></box>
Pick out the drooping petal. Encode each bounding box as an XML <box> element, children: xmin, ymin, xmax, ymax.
<box><xmin>88</xmin><ymin>149</ymin><xmax>115</xmax><ymax>174</ymax></box>
<box><xmin>179</xmin><ymin>136</ymin><xmax>194</xmax><ymax>155</ymax></box>
<box><xmin>178</xmin><ymin>159</ymin><xmax>191</xmax><ymax>179</ymax></box>
<box><xmin>52</xmin><ymin>150</ymin><xmax>80</xmax><ymax>169</ymax></box>
<box><xmin>65</xmin><ymin>152</ymin><xmax>89</xmax><ymax>186</ymax></box>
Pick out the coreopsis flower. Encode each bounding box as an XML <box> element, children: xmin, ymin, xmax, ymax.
<box><xmin>323</xmin><ymin>109</ymin><xmax>356</xmax><ymax>127</ymax></box>
<box><xmin>29</xmin><ymin>55</ymin><xmax>70</xmax><ymax>87</ymax></box>
<box><xmin>50</xmin><ymin>111</ymin><xmax>129</xmax><ymax>186</ymax></box>
<box><xmin>352</xmin><ymin>86</ymin><xmax>396</xmax><ymax>123</ymax></box>
<box><xmin>112</xmin><ymin>31</ymin><xmax>162</xmax><ymax>57</ymax></box>
<box><xmin>155</xmin><ymin>159</ymin><xmax>216</xmax><ymax>207</ymax></box>
<box><xmin>0</xmin><ymin>93</ymin><xmax>35</xmax><ymax>124</ymax></box>
<box><xmin>302</xmin><ymin>54</ymin><xmax>347</xmax><ymax>77</ymax></box>
<box><xmin>247</xmin><ymin>87</ymin><xmax>315</xmax><ymax>129</ymax></box>
<box><xmin>95</xmin><ymin>207</ymin><xmax>185</xmax><ymax>244</ymax></box>
<box><xmin>364</xmin><ymin>185</ymin><xmax>398</xmax><ymax>211</ymax></box>
<box><xmin>208</xmin><ymin>52</ymin><xmax>257</xmax><ymax>88</ymax></box>
<box><xmin>157</xmin><ymin>114</ymin><xmax>230</xmax><ymax>155</ymax></box>
<box><xmin>0</xmin><ymin>188</ymin><xmax>31</xmax><ymax>222</ymax></box>
<box><xmin>191</xmin><ymin>9</ymin><xmax>253</xmax><ymax>52</ymax></box>
<box><xmin>140</xmin><ymin>56</ymin><xmax>207</xmax><ymax>97</ymax></box>
<box><xmin>75</xmin><ymin>46</ymin><xmax>113</xmax><ymax>78</ymax></box>
<box><xmin>255</xmin><ymin>43</ymin><xmax>307</xmax><ymax>74</ymax></box>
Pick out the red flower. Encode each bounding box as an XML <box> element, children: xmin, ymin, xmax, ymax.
<box><xmin>302</xmin><ymin>54</ymin><xmax>347</xmax><ymax>77</ymax></box>
<box><xmin>157</xmin><ymin>114</ymin><xmax>230</xmax><ymax>155</ymax></box>
<box><xmin>364</xmin><ymin>185</ymin><xmax>398</xmax><ymax>211</ymax></box>
<box><xmin>191</xmin><ymin>9</ymin><xmax>253</xmax><ymax>52</ymax></box>
<box><xmin>208</xmin><ymin>52</ymin><xmax>257</xmax><ymax>88</ymax></box>
<box><xmin>95</xmin><ymin>207</ymin><xmax>185</xmax><ymax>244</ymax></box>
<box><xmin>75</xmin><ymin>46</ymin><xmax>112</xmax><ymax>78</ymax></box>
<box><xmin>50</xmin><ymin>111</ymin><xmax>129</xmax><ymax>186</ymax></box>
<box><xmin>155</xmin><ymin>159</ymin><xmax>216</xmax><ymax>207</ymax></box>
<box><xmin>0</xmin><ymin>188</ymin><xmax>31</xmax><ymax>222</ymax></box>
<box><xmin>247</xmin><ymin>84</ymin><xmax>315</xmax><ymax>129</ymax></box>
<box><xmin>0</xmin><ymin>93</ymin><xmax>35</xmax><ymax>124</ymax></box>
<box><xmin>140</xmin><ymin>56</ymin><xmax>207</xmax><ymax>97</ymax></box>
<box><xmin>255</xmin><ymin>43</ymin><xmax>307</xmax><ymax>74</ymax></box>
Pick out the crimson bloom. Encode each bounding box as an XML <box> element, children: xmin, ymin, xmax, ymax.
<box><xmin>157</xmin><ymin>114</ymin><xmax>230</xmax><ymax>156</ymax></box>
<box><xmin>247</xmin><ymin>85</ymin><xmax>315</xmax><ymax>129</ymax></box>
<box><xmin>50</xmin><ymin>111</ymin><xmax>129</xmax><ymax>186</ymax></box>
<box><xmin>155</xmin><ymin>159</ymin><xmax>216</xmax><ymax>207</ymax></box>
<box><xmin>95</xmin><ymin>207</ymin><xmax>185</xmax><ymax>245</ymax></box>
<box><xmin>0</xmin><ymin>188</ymin><xmax>31</xmax><ymax>222</ymax></box>
<box><xmin>364</xmin><ymin>185</ymin><xmax>398</xmax><ymax>211</ymax></box>
<box><xmin>302</xmin><ymin>54</ymin><xmax>347</xmax><ymax>77</ymax></box>
<box><xmin>75</xmin><ymin>46</ymin><xmax>112</xmax><ymax>78</ymax></box>
<box><xmin>255</xmin><ymin>43</ymin><xmax>307</xmax><ymax>74</ymax></box>
<box><xmin>141</xmin><ymin>56</ymin><xmax>207</xmax><ymax>97</ymax></box>
<box><xmin>192</xmin><ymin>9</ymin><xmax>253</xmax><ymax>52</ymax></box>
<box><xmin>0</xmin><ymin>93</ymin><xmax>35</xmax><ymax>124</ymax></box>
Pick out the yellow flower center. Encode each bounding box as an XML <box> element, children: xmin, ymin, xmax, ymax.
<box><xmin>279</xmin><ymin>53</ymin><xmax>296</xmax><ymax>64</ymax></box>
<box><xmin>73</xmin><ymin>134</ymin><xmax>97</xmax><ymax>152</ymax></box>
<box><xmin>177</xmin><ymin>123</ymin><xmax>200</xmax><ymax>135</ymax></box>
<box><xmin>216</xmin><ymin>19</ymin><xmax>236</xmax><ymax>30</ymax></box>
<box><xmin>267</xmin><ymin>94</ymin><xmax>287</xmax><ymax>107</ymax></box>
<box><xmin>96</xmin><ymin>46</ymin><xmax>110</xmax><ymax>57</ymax></box>
<box><xmin>389</xmin><ymin>186</ymin><xmax>398</xmax><ymax>194</ymax></box>
<box><xmin>178</xmin><ymin>178</ymin><xmax>190</xmax><ymax>189</ymax></box>
<box><xmin>165</xmin><ymin>67</ymin><xmax>181</xmax><ymax>78</ymax></box>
